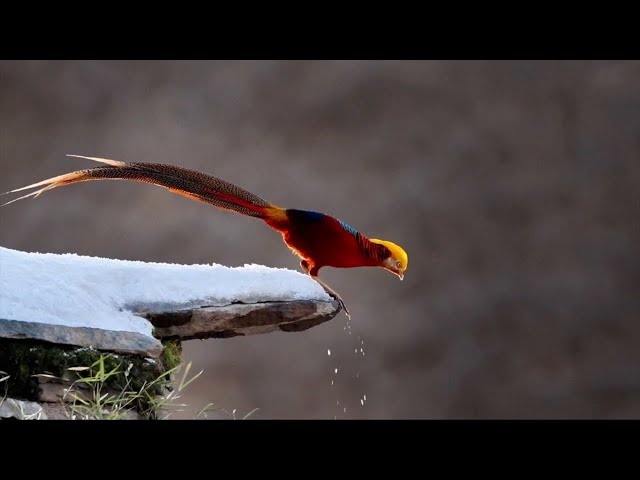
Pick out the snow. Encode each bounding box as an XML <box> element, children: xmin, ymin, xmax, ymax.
<box><xmin>0</xmin><ymin>246</ymin><xmax>331</xmax><ymax>338</ymax></box>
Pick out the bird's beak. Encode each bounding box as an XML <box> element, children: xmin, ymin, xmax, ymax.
<box><xmin>385</xmin><ymin>266</ymin><xmax>404</xmax><ymax>281</ymax></box>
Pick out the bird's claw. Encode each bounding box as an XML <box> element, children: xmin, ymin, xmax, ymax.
<box><xmin>324</xmin><ymin>289</ymin><xmax>351</xmax><ymax>319</ymax></box>
<box><xmin>336</xmin><ymin>297</ymin><xmax>351</xmax><ymax>319</ymax></box>
<box><xmin>309</xmin><ymin>273</ymin><xmax>351</xmax><ymax>319</ymax></box>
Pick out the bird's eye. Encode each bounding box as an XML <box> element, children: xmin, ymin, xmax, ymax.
<box><xmin>396</xmin><ymin>261</ymin><xmax>402</xmax><ymax>268</ymax></box>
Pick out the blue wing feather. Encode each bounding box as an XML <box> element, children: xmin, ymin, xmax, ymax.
<box><xmin>338</xmin><ymin>219</ymin><xmax>359</xmax><ymax>238</ymax></box>
<box><xmin>289</xmin><ymin>209</ymin><xmax>360</xmax><ymax>238</ymax></box>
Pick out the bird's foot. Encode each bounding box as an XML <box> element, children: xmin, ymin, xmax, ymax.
<box><xmin>328</xmin><ymin>291</ymin><xmax>351</xmax><ymax>319</ymax></box>
<box><xmin>311</xmin><ymin>275</ymin><xmax>351</xmax><ymax>319</ymax></box>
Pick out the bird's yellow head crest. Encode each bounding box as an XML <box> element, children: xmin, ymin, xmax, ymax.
<box><xmin>370</xmin><ymin>239</ymin><xmax>408</xmax><ymax>280</ymax></box>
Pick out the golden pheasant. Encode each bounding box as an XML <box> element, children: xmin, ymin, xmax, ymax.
<box><xmin>2</xmin><ymin>155</ymin><xmax>409</xmax><ymax>317</ymax></box>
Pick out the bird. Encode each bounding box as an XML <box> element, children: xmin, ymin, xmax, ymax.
<box><xmin>2</xmin><ymin>155</ymin><xmax>409</xmax><ymax>318</ymax></box>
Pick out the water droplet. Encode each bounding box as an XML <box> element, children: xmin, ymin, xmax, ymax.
<box><xmin>343</xmin><ymin>407</ymin><xmax>347</xmax><ymax>413</ymax></box>
<box><xmin>360</xmin><ymin>399</ymin><xmax>364</xmax><ymax>406</ymax></box>
<box><xmin>334</xmin><ymin>368</ymin><xmax>338</xmax><ymax>374</ymax></box>
<box><xmin>354</xmin><ymin>348</ymin><xmax>358</xmax><ymax>353</ymax></box>
<box><xmin>364</xmin><ymin>394</ymin><xmax>367</xmax><ymax>401</ymax></box>
<box><xmin>327</xmin><ymin>349</ymin><xmax>331</xmax><ymax>356</ymax></box>
<box><xmin>331</xmin><ymin>380</ymin><xmax>334</xmax><ymax>386</ymax></box>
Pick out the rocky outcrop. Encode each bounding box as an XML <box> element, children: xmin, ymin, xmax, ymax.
<box><xmin>0</xmin><ymin>318</ymin><xmax>163</xmax><ymax>358</ymax></box>
<box><xmin>0</xmin><ymin>398</ymin><xmax>47</xmax><ymax>420</ymax></box>
<box><xmin>0</xmin><ymin>295</ymin><xmax>341</xmax><ymax>420</ymax></box>
<box><xmin>0</xmin><ymin>297</ymin><xmax>341</xmax><ymax>358</ymax></box>
<box><xmin>145</xmin><ymin>299</ymin><xmax>341</xmax><ymax>340</ymax></box>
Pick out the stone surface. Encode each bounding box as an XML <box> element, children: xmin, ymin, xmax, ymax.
<box><xmin>0</xmin><ymin>398</ymin><xmax>144</xmax><ymax>420</ymax></box>
<box><xmin>0</xmin><ymin>318</ymin><xmax>163</xmax><ymax>358</ymax></box>
<box><xmin>34</xmin><ymin>401</ymin><xmax>68</xmax><ymax>420</ymax></box>
<box><xmin>145</xmin><ymin>299</ymin><xmax>341</xmax><ymax>340</ymax></box>
<box><xmin>37</xmin><ymin>381</ymin><xmax>66</xmax><ymax>403</ymax></box>
<box><xmin>36</xmin><ymin>376</ymin><xmax>129</xmax><ymax>405</ymax></box>
<box><xmin>0</xmin><ymin>398</ymin><xmax>47</xmax><ymax>420</ymax></box>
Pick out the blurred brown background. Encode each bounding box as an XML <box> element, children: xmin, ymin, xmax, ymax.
<box><xmin>1</xmin><ymin>60</ymin><xmax>638</xmax><ymax>419</ymax></box>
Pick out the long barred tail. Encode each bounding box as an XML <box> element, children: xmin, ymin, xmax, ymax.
<box><xmin>1</xmin><ymin>155</ymin><xmax>284</xmax><ymax>220</ymax></box>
